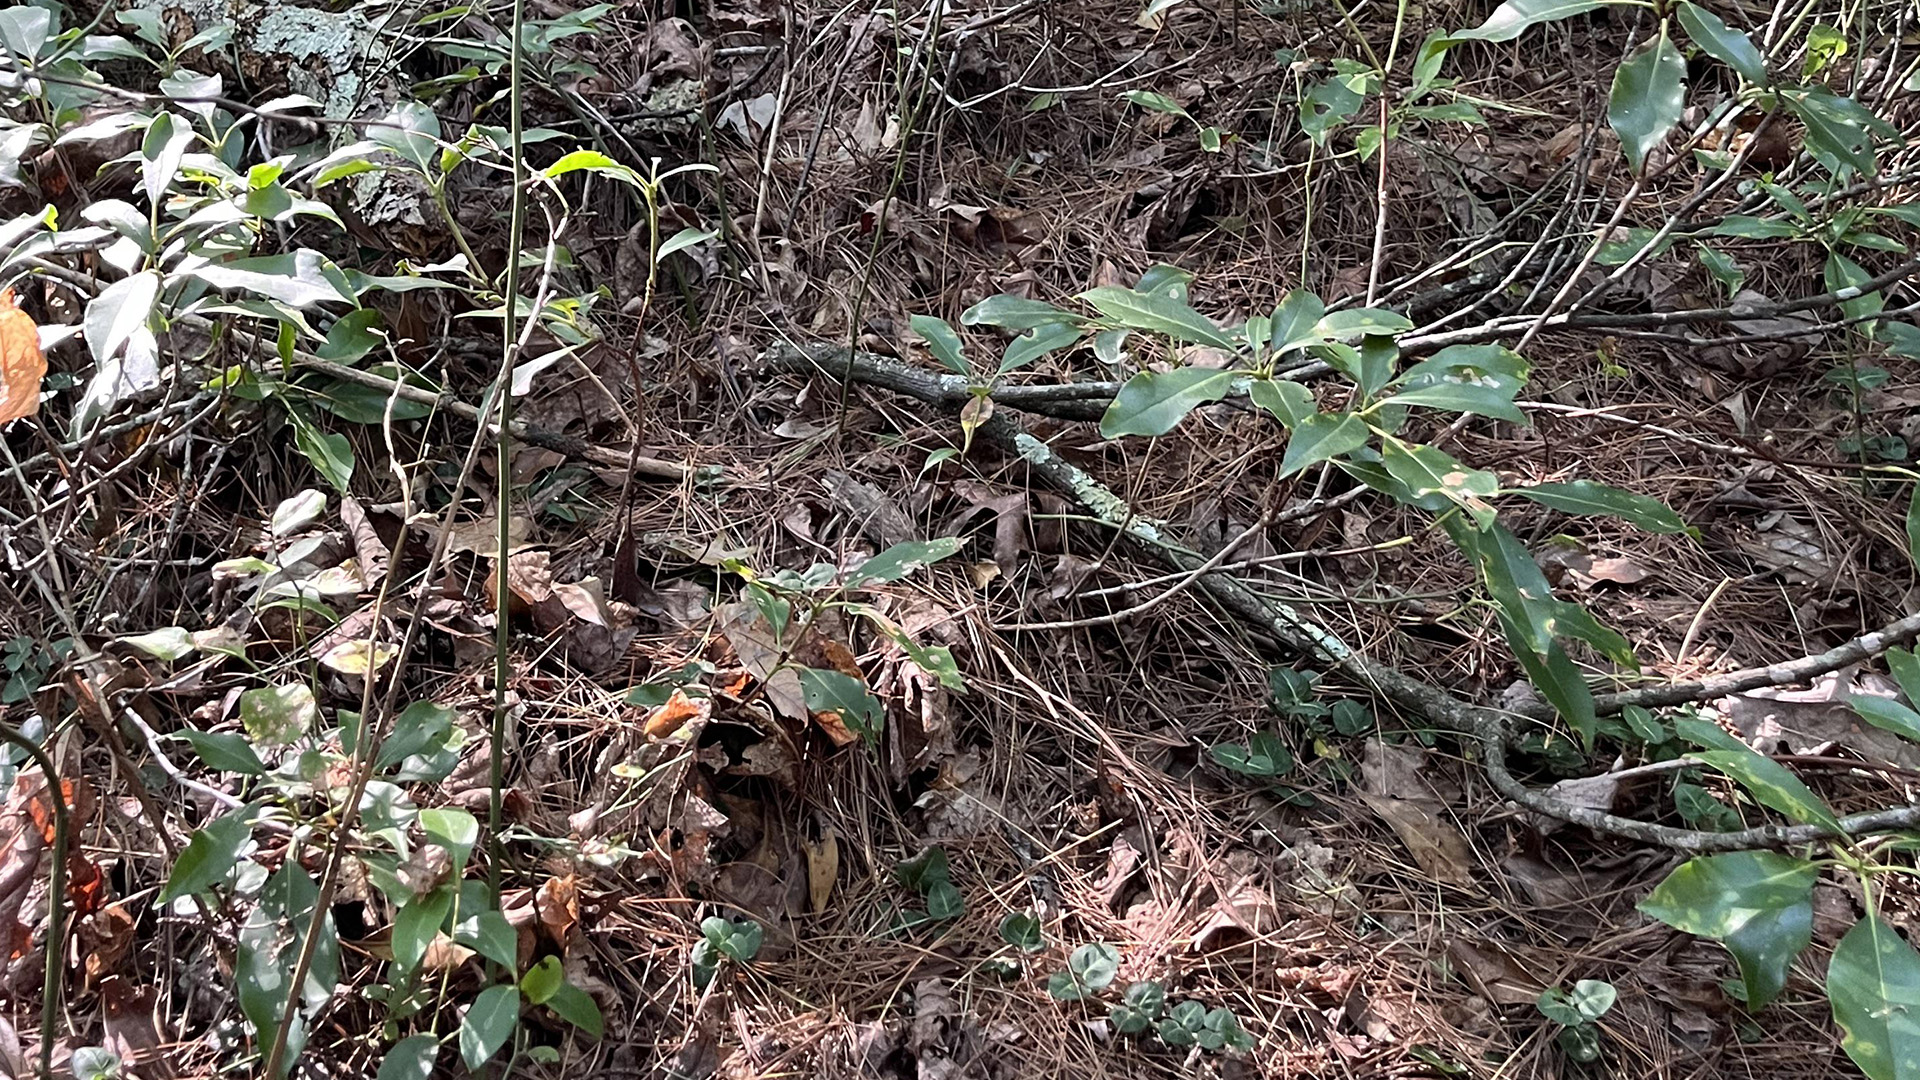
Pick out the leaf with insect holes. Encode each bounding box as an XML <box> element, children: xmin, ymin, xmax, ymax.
<box><xmin>1079</xmin><ymin>286</ymin><xmax>1239</xmax><ymax>351</ymax></box>
<box><xmin>1609</xmin><ymin>26</ymin><xmax>1686</xmax><ymax>174</ymax></box>
<box><xmin>1639</xmin><ymin>851</ymin><xmax>1815</xmax><ymax>1009</ymax></box>
<box><xmin>1279</xmin><ymin>412</ymin><xmax>1369</xmax><ymax>476</ymax></box>
<box><xmin>1828</xmin><ymin>916</ymin><xmax>1920</xmax><ymax>1080</ymax></box>
<box><xmin>1101</xmin><ymin>367</ymin><xmax>1238</xmax><ymax>438</ymax></box>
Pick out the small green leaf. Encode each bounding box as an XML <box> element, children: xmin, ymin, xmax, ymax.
<box><xmin>1698</xmin><ymin>246</ymin><xmax>1745</xmax><ymax>297</ymax></box>
<box><xmin>847</xmin><ymin>537</ymin><xmax>963</xmax><ymax>585</ymax></box>
<box><xmin>520</xmin><ymin>955</ymin><xmax>564</xmax><ymax>1004</ymax></box>
<box><xmin>1079</xmin><ymin>286</ymin><xmax>1239</xmax><ymax>351</ymax></box>
<box><xmin>177</xmin><ymin>730</ymin><xmax>266</xmax><ymax>775</ymax></box>
<box><xmin>1829</xmin><ymin>916</ymin><xmax>1920</xmax><ymax>1080</ymax></box>
<box><xmin>542</xmin><ymin>149</ymin><xmax>635</xmax><ymax>181</ymax></box>
<box><xmin>997</xmin><ymin>322</ymin><xmax>1081</xmax><ymax>376</ymax></box>
<box><xmin>1710</xmin><ymin>215</ymin><xmax>1799</xmax><ymax>239</ymax></box>
<box><xmin>909</xmin><ymin>315</ymin><xmax>968</xmax><ymax>376</ymax></box>
<box><xmin>1510</xmin><ymin>480</ymin><xmax>1692</xmax><ymax>535</ymax></box>
<box><xmin>239</xmin><ymin>683</ymin><xmax>318</xmax><ymax>747</ymax></box>
<box><xmin>545</xmin><ymin>980</ymin><xmax>604</xmax><ymax>1037</ymax></box>
<box><xmin>1674</xmin><ymin>1</ymin><xmax>1766</xmax><ymax>84</ymax></box>
<box><xmin>657</xmin><ymin>227</ymin><xmax>715</xmax><ymax>263</ymax></box>
<box><xmin>1099</xmin><ymin>367</ymin><xmax>1238</xmax><ymax>438</ymax></box>
<box><xmin>1250</xmin><ymin>380</ymin><xmax>1314</xmax><ymax>427</ymax></box>
<box><xmin>1269</xmin><ymin>290</ymin><xmax>1327</xmax><ymax>355</ymax></box>
<box><xmin>1686</xmin><ymin>748</ymin><xmax>1842</xmax><ymax>833</ymax></box>
<box><xmin>1279</xmin><ymin>413</ymin><xmax>1370</xmax><ymax>476</ymax></box>
<box><xmin>1609</xmin><ymin>25</ymin><xmax>1686</xmax><ymax>174</ymax></box>
<box><xmin>420</xmin><ymin>807</ymin><xmax>479</xmax><ymax>869</ymax></box>
<box><xmin>1445</xmin><ymin>0</ymin><xmax>1604</xmax><ymax>44</ymax></box>
<box><xmin>1381</xmin><ymin>438</ymin><xmax>1499</xmax><ymax>511</ymax></box>
<box><xmin>377</xmin><ymin>1035</ymin><xmax>439</xmax><ymax>1080</ymax></box>
<box><xmin>287</xmin><ymin>409</ymin><xmax>355</xmax><ymax>493</ymax></box>
<box><xmin>159</xmin><ymin>805</ymin><xmax>258</xmax><ymax>902</ymax></box>
<box><xmin>1827</xmin><ymin>249</ymin><xmax>1886</xmax><ymax>324</ymax></box>
<box><xmin>122</xmin><ymin>627</ymin><xmax>195</xmax><ymax>660</ymax></box>
<box><xmin>1120</xmin><ymin>89</ymin><xmax>1190</xmax><ymax>118</ymax></box>
<box><xmin>1316</xmin><ymin>308</ymin><xmax>1412</xmax><ymax>341</ymax></box>
<box><xmin>1849</xmin><ymin>695</ymin><xmax>1920</xmax><ymax>744</ymax></box>
<box><xmin>455</xmin><ymin>909</ymin><xmax>518</xmax><ymax>970</ymax></box>
<box><xmin>926</xmin><ymin>880</ymin><xmax>966</xmax><ymax>919</ymax></box>
<box><xmin>391</xmin><ymin>887</ymin><xmax>452</xmax><ymax>975</ymax></box>
<box><xmin>458</xmin><ymin>985</ymin><xmax>520</xmax><ymax>1071</ymax></box>
<box><xmin>961</xmin><ymin>295</ymin><xmax>1082</xmax><ymax>330</ymax></box>
<box><xmin>1639</xmin><ymin>851</ymin><xmax>1816</xmax><ymax>1009</ymax></box>
<box><xmin>999</xmin><ymin>913</ymin><xmax>1044</xmax><ymax>951</ymax></box>
<box><xmin>797</xmin><ymin>667</ymin><xmax>884</xmax><ymax>741</ymax></box>
<box><xmin>1887</xmin><ymin>648</ymin><xmax>1920</xmax><ymax>704</ymax></box>
<box><xmin>1908</xmin><ymin>485</ymin><xmax>1920</xmax><ymax>569</ymax></box>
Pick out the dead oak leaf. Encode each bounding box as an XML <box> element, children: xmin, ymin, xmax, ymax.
<box><xmin>0</xmin><ymin>289</ymin><xmax>46</xmax><ymax>426</ymax></box>
<box><xmin>1360</xmin><ymin>793</ymin><xmax>1477</xmax><ymax>889</ymax></box>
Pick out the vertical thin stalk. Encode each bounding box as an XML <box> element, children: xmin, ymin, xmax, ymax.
<box><xmin>491</xmin><ymin>0</ymin><xmax>529</xmax><ymax>910</ymax></box>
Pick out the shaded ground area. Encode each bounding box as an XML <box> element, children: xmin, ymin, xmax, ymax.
<box><xmin>2</xmin><ymin>0</ymin><xmax>1919</xmax><ymax>1077</ymax></box>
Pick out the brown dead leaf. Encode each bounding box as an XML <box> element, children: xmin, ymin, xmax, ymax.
<box><xmin>822</xmin><ymin>639</ymin><xmax>863</xmax><ymax>680</ymax></box>
<box><xmin>0</xmin><ymin>289</ymin><xmax>46</xmax><ymax>426</ymax></box>
<box><xmin>1360</xmin><ymin>793</ymin><xmax>1476</xmax><ymax>888</ymax></box>
<box><xmin>536</xmin><ymin>874</ymin><xmax>579</xmax><ymax>948</ymax></box>
<box><xmin>804</xmin><ymin>828</ymin><xmax>838</xmax><ymax>914</ymax></box>
<box><xmin>488</xmin><ymin>550</ymin><xmax>552</xmax><ymax>613</ymax></box>
<box><xmin>644</xmin><ymin>689</ymin><xmax>710</xmax><ymax>740</ymax></box>
<box><xmin>1193</xmin><ymin>878</ymin><xmax>1281</xmax><ymax>953</ymax></box>
<box><xmin>715</xmin><ymin>602</ymin><xmax>807</xmax><ymax>721</ymax></box>
<box><xmin>100</xmin><ymin>975</ymin><xmax>173</xmax><ymax>1079</ymax></box>
<box><xmin>1447</xmin><ymin>938</ymin><xmax>1549</xmax><ymax>1006</ymax></box>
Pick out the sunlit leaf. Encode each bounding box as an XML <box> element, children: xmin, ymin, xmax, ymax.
<box><xmin>1828</xmin><ymin>916</ymin><xmax>1920</xmax><ymax>1080</ymax></box>
<box><xmin>1608</xmin><ymin>26</ymin><xmax>1686</xmax><ymax>174</ymax></box>
<box><xmin>1278</xmin><ymin>412</ymin><xmax>1369</xmax><ymax>476</ymax></box>
<box><xmin>1100</xmin><ymin>367</ymin><xmax>1238</xmax><ymax>438</ymax></box>
<box><xmin>1639</xmin><ymin>851</ymin><xmax>1815</xmax><ymax>1008</ymax></box>
<box><xmin>1079</xmin><ymin>286</ymin><xmax>1239</xmax><ymax>351</ymax></box>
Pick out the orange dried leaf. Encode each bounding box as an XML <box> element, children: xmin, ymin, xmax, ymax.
<box><xmin>0</xmin><ymin>289</ymin><xmax>46</xmax><ymax>426</ymax></box>
<box><xmin>644</xmin><ymin>689</ymin><xmax>708</xmax><ymax>739</ymax></box>
<box><xmin>821</xmin><ymin>639</ymin><xmax>864</xmax><ymax>680</ymax></box>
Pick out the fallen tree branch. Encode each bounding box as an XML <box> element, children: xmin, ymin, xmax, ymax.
<box><xmin>766</xmin><ymin>342</ymin><xmax>1920</xmax><ymax>853</ymax></box>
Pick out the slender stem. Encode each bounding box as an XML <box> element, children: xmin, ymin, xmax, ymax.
<box><xmin>492</xmin><ymin>0</ymin><xmax>529</xmax><ymax>913</ymax></box>
<box><xmin>0</xmin><ymin>725</ymin><xmax>65</xmax><ymax>1080</ymax></box>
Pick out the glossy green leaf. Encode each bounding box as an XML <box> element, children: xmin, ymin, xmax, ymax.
<box><xmin>1608</xmin><ymin>25</ymin><xmax>1686</xmax><ymax>173</ymax></box>
<box><xmin>1827</xmin><ymin>249</ymin><xmax>1886</xmax><ymax>324</ymax></box>
<box><xmin>160</xmin><ymin>805</ymin><xmax>257</xmax><ymax>902</ymax></box>
<box><xmin>998</xmin><ymin>321</ymin><xmax>1081</xmax><ymax>376</ymax></box>
<box><xmin>1710</xmin><ymin>215</ymin><xmax>1798</xmax><ymax>239</ymax></box>
<box><xmin>1278</xmin><ymin>413</ymin><xmax>1370</xmax><ymax>476</ymax></box>
<box><xmin>546</xmin><ymin>980</ymin><xmax>604</xmax><ymax>1037</ymax></box>
<box><xmin>797</xmin><ymin>667</ymin><xmax>884</xmax><ymax>741</ymax></box>
<box><xmin>1099</xmin><ymin>367</ymin><xmax>1238</xmax><ymax>438</ymax></box>
<box><xmin>926</xmin><ymin>880</ymin><xmax>966</xmax><ymax>919</ymax></box>
<box><xmin>1446</xmin><ymin>0</ymin><xmax>1604</xmax><ymax>44</ymax></box>
<box><xmin>961</xmin><ymin>295</ymin><xmax>1082</xmax><ymax>330</ymax></box>
<box><xmin>420</xmin><ymin>807</ymin><xmax>479</xmax><ymax>869</ymax></box>
<box><xmin>909</xmin><ymin>315</ymin><xmax>968</xmax><ymax>376</ymax></box>
<box><xmin>846</xmin><ymin>537</ymin><xmax>963</xmax><ymax>585</ymax></box>
<box><xmin>122</xmin><ymin>627</ymin><xmax>194</xmax><ymax>660</ymax></box>
<box><xmin>1000</xmin><ymin>913</ymin><xmax>1044</xmax><ymax>950</ymax></box>
<box><xmin>1639</xmin><ymin>851</ymin><xmax>1815</xmax><ymax>1008</ymax></box>
<box><xmin>377</xmin><ymin>1035</ymin><xmax>439</xmax><ymax>1080</ymax></box>
<box><xmin>1784</xmin><ymin>86</ymin><xmax>1894</xmax><ymax>178</ymax></box>
<box><xmin>1382</xmin><ymin>375</ymin><xmax>1526</xmax><ymax>422</ymax></box>
<box><xmin>178</xmin><ymin>729</ymin><xmax>266</xmax><ymax>775</ymax></box>
<box><xmin>1120</xmin><ymin>89</ymin><xmax>1190</xmax><ymax>117</ymax></box>
<box><xmin>1849</xmin><ymin>695</ymin><xmax>1920</xmax><ymax>744</ymax></box>
<box><xmin>455</xmin><ymin>909</ymin><xmax>518</xmax><ymax>970</ymax></box>
<box><xmin>1316</xmin><ymin>308</ymin><xmax>1412</xmax><ymax>340</ymax></box>
<box><xmin>391</xmin><ymin>887</ymin><xmax>452</xmax><ymax>975</ymax></box>
<box><xmin>520</xmin><ymin>955</ymin><xmax>564</xmax><ymax>1004</ymax></box>
<box><xmin>1079</xmin><ymin>286</ymin><xmax>1239</xmax><ymax>351</ymax></box>
<box><xmin>1269</xmin><ymin>290</ymin><xmax>1327</xmax><ymax>355</ymax></box>
<box><xmin>1829</xmin><ymin>916</ymin><xmax>1920</xmax><ymax>1080</ymax></box>
<box><xmin>1698</xmin><ymin>246</ymin><xmax>1745</xmax><ymax>297</ymax></box>
<box><xmin>657</xmin><ymin>227</ymin><xmax>715</xmax><ymax>262</ymax></box>
<box><xmin>1675</xmin><ymin>1</ymin><xmax>1766</xmax><ymax>84</ymax></box>
<box><xmin>1510</xmin><ymin>479</ymin><xmax>1692</xmax><ymax>534</ymax></box>
<box><xmin>1250</xmin><ymin>379</ymin><xmax>1314</xmax><ymax>427</ymax></box>
<box><xmin>287</xmin><ymin>409</ymin><xmax>355</xmax><ymax>493</ymax></box>
<box><xmin>1685</xmin><ymin>748</ymin><xmax>1841</xmax><ymax>832</ymax></box>
<box><xmin>1504</xmin><ymin>615</ymin><xmax>1597</xmax><ymax>743</ymax></box>
<box><xmin>1887</xmin><ymin>647</ymin><xmax>1920</xmax><ymax>704</ymax></box>
<box><xmin>458</xmin><ymin>985</ymin><xmax>521</xmax><ymax>1071</ymax></box>
<box><xmin>1381</xmin><ymin>438</ymin><xmax>1498</xmax><ymax>508</ymax></box>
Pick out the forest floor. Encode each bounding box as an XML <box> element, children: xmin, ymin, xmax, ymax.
<box><xmin>4</xmin><ymin>0</ymin><xmax>1920</xmax><ymax>1077</ymax></box>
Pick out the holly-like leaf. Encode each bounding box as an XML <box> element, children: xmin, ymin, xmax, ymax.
<box><xmin>1100</xmin><ymin>367</ymin><xmax>1238</xmax><ymax>438</ymax></box>
<box><xmin>1639</xmin><ymin>851</ymin><xmax>1816</xmax><ymax>1008</ymax></box>
<box><xmin>1609</xmin><ymin>25</ymin><xmax>1686</xmax><ymax>174</ymax></box>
